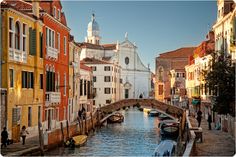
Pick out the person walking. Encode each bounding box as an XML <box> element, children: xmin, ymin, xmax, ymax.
<box><xmin>1</xmin><ymin>127</ymin><xmax>8</xmax><ymax>148</ymax></box>
<box><xmin>207</xmin><ymin>113</ymin><xmax>212</xmax><ymax>130</ymax></box>
<box><xmin>20</xmin><ymin>126</ymin><xmax>29</xmax><ymax>145</ymax></box>
<box><xmin>196</xmin><ymin>110</ymin><xmax>202</xmax><ymax>127</ymax></box>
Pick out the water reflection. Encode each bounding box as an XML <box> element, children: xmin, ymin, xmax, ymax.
<box><xmin>46</xmin><ymin>107</ymin><xmax>161</xmax><ymax>156</ymax></box>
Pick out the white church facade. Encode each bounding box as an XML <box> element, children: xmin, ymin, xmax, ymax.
<box><xmin>80</xmin><ymin>14</ymin><xmax>151</xmax><ymax>103</ymax></box>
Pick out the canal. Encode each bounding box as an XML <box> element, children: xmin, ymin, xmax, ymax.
<box><xmin>45</xmin><ymin>107</ymin><xmax>162</xmax><ymax>156</ymax></box>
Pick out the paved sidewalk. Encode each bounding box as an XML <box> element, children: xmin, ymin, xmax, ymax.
<box><xmin>189</xmin><ymin>116</ymin><xmax>235</xmax><ymax>156</ymax></box>
<box><xmin>0</xmin><ymin>136</ymin><xmax>40</xmax><ymax>156</ymax></box>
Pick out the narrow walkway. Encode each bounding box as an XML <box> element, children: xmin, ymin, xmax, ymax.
<box><xmin>0</xmin><ymin>136</ymin><xmax>40</xmax><ymax>156</ymax></box>
<box><xmin>189</xmin><ymin>116</ymin><xmax>235</xmax><ymax>156</ymax></box>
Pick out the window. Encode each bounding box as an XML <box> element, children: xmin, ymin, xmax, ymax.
<box><xmin>22</xmin><ymin>24</ymin><xmax>26</xmax><ymax>51</ymax></box>
<box><xmin>93</xmin><ymin>76</ymin><xmax>96</xmax><ymax>82</ymax></box>
<box><xmin>64</xmin><ymin>36</ymin><xmax>67</xmax><ymax>55</ymax></box>
<box><xmin>120</xmin><ymin>79</ymin><xmax>123</xmax><ymax>83</ymax></box>
<box><xmin>177</xmin><ymin>73</ymin><xmax>179</xmax><ymax>78</ymax></box>
<box><xmin>40</xmin><ymin>74</ymin><xmax>43</xmax><ymax>89</ymax></box>
<box><xmin>15</xmin><ymin>22</ymin><xmax>20</xmax><ymax>50</ymax></box>
<box><xmin>80</xmin><ymin>79</ymin><xmax>83</xmax><ymax>96</ymax></box>
<box><xmin>104</xmin><ymin>66</ymin><xmax>110</xmax><ymax>71</ymax></box>
<box><xmin>9</xmin><ymin>69</ymin><xmax>14</xmax><ymax>88</ymax></box>
<box><xmin>158</xmin><ymin>67</ymin><xmax>164</xmax><ymax>81</ymax></box>
<box><xmin>125</xmin><ymin>89</ymin><xmax>129</xmax><ymax>98</ymax></box>
<box><xmin>38</xmin><ymin>106</ymin><xmax>41</xmax><ymax>123</ymax></box>
<box><xmin>28</xmin><ymin>107</ymin><xmax>32</xmax><ymax>127</ymax></box>
<box><xmin>22</xmin><ymin>71</ymin><xmax>27</xmax><ymax>88</ymax></box>
<box><xmin>104</xmin><ymin>88</ymin><xmax>110</xmax><ymax>94</ymax></box>
<box><xmin>158</xmin><ymin>85</ymin><xmax>163</xmax><ymax>95</ymax></box>
<box><xmin>106</xmin><ymin>100</ymin><xmax>111</xmax><ymax>104</ymax></box>
<box><xmin>92</xmin><ymin>66</ymin><xmax>96</xmax><ymax>71</ymax></box>
<box><xmin>28</xmin><ymin>72</ymin><xmax>34</xmax><ymax>88</ymax></box>
<box><xmin>58</xmin><ymin>9</ymin><xmax>61</xmax><ymax>21</ymax></box>
<box><xmin>46</xmin><ymin>27</ymin><xmax>55</xmax><ymax>48</ymax></box>
<box><xmin>22</xmin><ymin>71</ymin><xmax>34</xmax><ymax>88</ymax></box>
<box><xmin>64</xmin><ymin>73</ymin><xmax>66</xmax><ymax>96</ymax></box>
<box><xmin>46</xmin><ymin>71</ymin><xmax>55</xmax><ymax>92</ymax></box>
<box><xmin>53</xmin><ymin>7</ymin><xmax>56</xmax><ymax>18</ymax></box>
<box><xmin>57</xmin><ymin>33</ymin><xmax>60</xmax><ymax>51</ymax></box>
<box><xmin>9</xmin><ymin>18</ymin><xmax>14</xmax><ymax>48</ymax></box>
<box><xmin>114</xmin><ymin>88</ymin><xmax>116</xmax><ymax>94</ymax></box>
<box><xmin>104</xmin><ymin>76</ymin><xmax>111</xmax><ymax>82</ymax></box>
<box><xmin>125</xmin><ymin>57</ymin><xmax>129</xmax><ymax>65</ymax></box>
<box><xmin>56</xmin><ymin>108</ymin><xmax>59</xmax><ymax>121</ymax></box>
<box><xmin>84</xmin><ymin>80</ymin><xmax>87</xmax><ymax>95</ymax></box>
<box><xmin>182</xmin><ymin>73</ymin><xmax>185</xmax><ymax>78</ymax></box>
<box><xmin>40</xmin><ymin>32</ymin><xmax>43</xmax><ymax>58</ymax></box>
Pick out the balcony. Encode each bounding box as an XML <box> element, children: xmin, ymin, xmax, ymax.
<box><xmin>45</xmin><ymin>92</ymin><xmax>61</xmax><ymax>106</ymax></box>
<box><xmin>46</xmin><ymin>47</ymin><xmax>58</xmax><ymax>59</ymax></box>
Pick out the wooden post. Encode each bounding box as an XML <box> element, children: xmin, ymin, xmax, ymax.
<box><xmin>91</xmin><ymin>112</ymin><xmax>94</xmax><ymax>131</ymax></box>
<box><xmin>85</xmin><ymin>113</ymin><xmax>88</xmax><ymax>135</ymax></box>
<box><xmin>38</xmin><ymin>122</ymin><xmax>44</xmax><ymax>155</ymax></box>
<box><xmin>66</xmin><ymin>120</ymin><xmax>69</xmax><ymax>139</ymax></box>
<box><xmin>60</xmin><ymin>122</ymin><xmax>64</xmax><ymax>143</ymax></box>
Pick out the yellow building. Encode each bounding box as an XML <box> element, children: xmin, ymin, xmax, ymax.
<box><xmin>1</xmin><ymin>1</ymin><xmax>43</xmax><ymax>141</ymax></box>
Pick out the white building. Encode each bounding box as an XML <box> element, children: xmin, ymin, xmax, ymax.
<box><xmin>79</xmin><ymin>63</ymin><xmax>93</xmax><ymax>114</ymax></box>
<box><xmin>80</xmin><ymin>14</ymin><xmax>151</xmax><ymax>100</ymax></box>
<box><xmin>81</xmin><ymin>57</ymin><xmax>122</xmax><ymax>107</ymax></box>
<box><xmin>212</xmin><ymin>0</ymin><xmax>236</xmax><ymax>61</ymax></box>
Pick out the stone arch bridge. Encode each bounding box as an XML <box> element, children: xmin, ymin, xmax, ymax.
<box><xmin>100</xmin><ymin>98</ymin><xmax>186</xmax><ymax>131</ymax></box>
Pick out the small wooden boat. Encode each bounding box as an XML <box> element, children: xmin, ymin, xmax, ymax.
<box><xmin>107</xmin><ymin>112</ymin><xmax>124</xmax><ymax>123</ymax></box>
<box><xmin>158</xmin><ymin>113</ymin><xmax>172</xmax><ymax>121</ymax></box>
<box><xmin>153</xmin><ymin>140</ymin><xmax>177</xmax><ymax>156</ymax></box>
<box><xmin>148</xmin><ymin>109</ymin><xmax>159</xmax><ymax>117</ymax></box>
<box><xmin>159</xmin><ymin>120</ymin><xmax>179</xmax><ymax>139</ymax></box>
<box><xmin>72</xmin><ymin>135</ymin><xmax>88</xmax><ymax>147</ymax></box>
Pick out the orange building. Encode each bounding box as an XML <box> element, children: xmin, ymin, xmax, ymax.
<box><xmin>39</xmin><ymin>0</ymin><xmax>70</xmax><ymax>132</ymax></box>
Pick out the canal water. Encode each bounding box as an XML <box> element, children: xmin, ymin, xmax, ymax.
<box><xmin>45</xmin><ymin>107</ymin><xmax>162</xmax><ymax>156</ymax></box>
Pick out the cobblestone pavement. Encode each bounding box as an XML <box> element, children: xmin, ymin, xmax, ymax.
<box><xmin>0</xmin><ymin>136</ymin><xmax>40</xmax><ymax>156</ymax></box>
<box><xmin>189</xmin><ymin>116</ymin><xmax>235</xmax><ymax>156</ymax></box>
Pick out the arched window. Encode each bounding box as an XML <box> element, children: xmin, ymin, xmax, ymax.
<box><xmin>15</xmin><ymin>22</ymin><xmax>20</xmax><ymax>50</ymax></box>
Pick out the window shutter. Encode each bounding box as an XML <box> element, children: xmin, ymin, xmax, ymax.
<box><xmin>29</xmin><ymin>28</ymin><xmax>36</xmax><ymax>55</ymax></box>
<box><xmin>40</xmin><ymin>32</ymin><xmax>43</xmax><ymax>58</ymax></box>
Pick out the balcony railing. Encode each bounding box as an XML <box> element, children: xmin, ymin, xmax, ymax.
<box><xmin>46</xmin><ymin>47</ymin><xmax>58</xmax><ymax>59</ymax></box>
<box><xmin>45</xmin><ymin>92</ymin><xmax>61</xmax><ymax>106</ymax></box>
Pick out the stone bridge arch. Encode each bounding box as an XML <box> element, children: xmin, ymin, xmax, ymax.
<box><xmin>100</xmin><ymin>99</ymin><xmax>186</xmax><ymax>130</ymax></box>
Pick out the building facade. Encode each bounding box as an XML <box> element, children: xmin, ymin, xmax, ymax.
<box><xmin>79</xmin><ymin>63</ymin><xmax>93</xmax><ymax>114</ymax></box>
<box><xmin>81</xmin><ymin>57</ymin><xmax>122</xmax><ymax>107</ymax></box>
<box><xmin>185</xmin><ymin>31</ymin><xmax>215</xmax><ymax>116</ymax></box>
<box><xmin>1</xmin><ymin>0</ymin><xmax>43</xmax><ymax>141</ymax></box>
<box><xmin>155</xmin><ymin>47</ymin><xmax>195</xmax><ymax>104</ymax></box>
<box><xmin>39</xmin><ymin>0</ymin><xmax>70</xmax><ymax>131</ymax></box>
<box><xmin>69</xmin><ymin>35</ymin><xmax>81</xmax><ymax>122</ymax></box>
<box><xmin>213</xmin><ymin>0</ymin><xmax>236</xmax><ymax>61</ymax></box>
<box><xmin>80</xmin><ymin>14</ymin><xmax>151</xmax><ymax>100</ymax></box>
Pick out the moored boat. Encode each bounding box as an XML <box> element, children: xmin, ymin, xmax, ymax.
<box><xmin>159</xmin><ymin>120</ymin><xmax>179</xmax><ymax>139</ymax></box>
<box><xmin>107</xmin><ymin>112</ymin><xmax>124</xmax><ymax>123</ymax></box>
<box><xmin>72</xmin><ymin>135</ymin><xmax>88</xmax><ymax>147</ymax></box>
<box><xmin>153</xmin><ymin>140</ymin><xmax>177</xmax><ymax>156</ymax></box>
<box><xmin>158</xmin><ymin>113</ymin><xmax>173</xmax><ymax>121</ymax></box>
<box><xmin>148</xmin><ymin>109</ymin><xmax>159</xmax><ymax>117</ymax></box>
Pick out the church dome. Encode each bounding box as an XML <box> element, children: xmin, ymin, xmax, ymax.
<box><xmin>88</xmin><ymin>13</ymin><xmax>99</xmax><ymax>31</ymax></box>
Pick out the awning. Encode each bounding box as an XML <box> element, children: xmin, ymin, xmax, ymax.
<box><xmin>192</xmin><ymin>99</ymin><xmax>200</xmax><ymax>105</ymax></box>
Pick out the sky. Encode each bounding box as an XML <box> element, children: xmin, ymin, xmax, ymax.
<box><xmin>61</xmin><ymin>1</ymin><xmax>217</xmax><ymax>72</ymax></box>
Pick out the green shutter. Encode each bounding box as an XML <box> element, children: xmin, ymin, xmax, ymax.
<box><xmin>29</xmin><ymin>28</ymin><xmax>36</xmax><ymax>55</ymax></box>
<box><xmin>40</xmin><ymin>32</ymin><xmax>43</xmax><ymax>58</ymax></box>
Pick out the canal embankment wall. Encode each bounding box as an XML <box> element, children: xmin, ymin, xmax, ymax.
<box><xmin>44</xmin><ymin>110</ymin><xmax>101</xmax><ymax>150</ymax></box>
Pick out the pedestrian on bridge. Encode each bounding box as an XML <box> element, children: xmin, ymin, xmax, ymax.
<box><xmin>207</xmin><ymin>113</ymin><xmax>212</xmax><ymax>130</ymax></box>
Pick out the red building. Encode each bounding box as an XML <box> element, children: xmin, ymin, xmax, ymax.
<box><xmin>40</xmin><ymin>0</ymin><xmax>70</xmax><ymax>131</ymax></box>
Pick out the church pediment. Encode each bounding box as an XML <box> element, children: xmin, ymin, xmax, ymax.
<box><xmin>120</xmin><ymin>40</ymin><xmax>136</xmax><ymax>49</ymax></box>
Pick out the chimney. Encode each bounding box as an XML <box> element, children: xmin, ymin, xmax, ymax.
<box><xmin>32</xmin><ymin>0</ymin><xmax>39</xmax><ymax>18</ymax></box>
